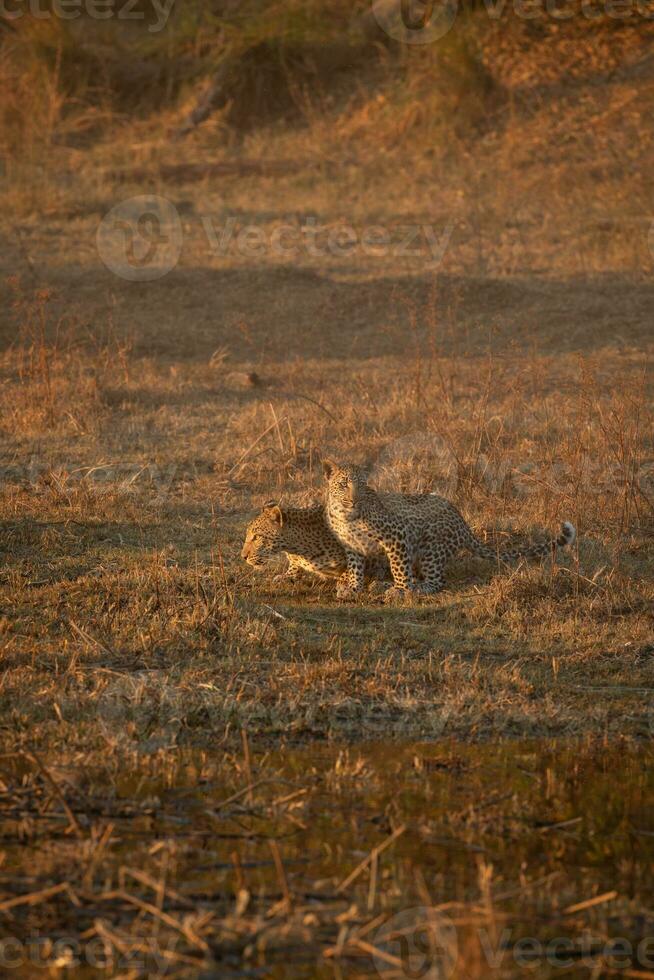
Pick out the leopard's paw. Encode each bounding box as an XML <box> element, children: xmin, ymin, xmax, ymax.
<box><xmin>367</xmin><ymin>580</ymin><xmax>388</xmax><ymax>597</ymax></box>
<box><xmin>336</xmin><ymin>581</ymin><xmax>361</xmax><ymax>601</ymax></box>
<box><xmin>414</xmin><ymin>583</ymin><xmax>444</xmax><ymax>597</ymax></box>
<box><xmin>382</xmin><ymin>586</ymin><xmax>416</xmax><ymax>605</ymax></box>
<box><xmin>272</xmin><ymin>572</ymin><xmax>299</xmax><ymax>585</ymax></box>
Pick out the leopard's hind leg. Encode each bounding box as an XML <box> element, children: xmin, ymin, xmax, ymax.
<box><xmin>415</xmin><ymin>532</ymin><xmax>451</xmax><ymax>594</ymax></box>
<box><xmin>416</xmin><ymin>555</ymin><xmax>446</xmax><ymax>594</ymax></box>
<box><xmin>381</xmin><ymin>532</ymin><xmax>421</xmax><ymax>602</ymax></box>
<box><xmin>384</xmin><ymin>534</ymin><xmax>417</xmax><ymax>592</ymax></box>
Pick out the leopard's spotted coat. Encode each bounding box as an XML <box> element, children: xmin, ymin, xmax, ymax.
<box><xmin>241</xmin><ymin>501</ymin><xmax>389</xmax><ymax>586</ymax></box>
<box><xmin>323</xmin><ymin>460</ymin><xmax>576</xmax><ymax>601</ymax></box>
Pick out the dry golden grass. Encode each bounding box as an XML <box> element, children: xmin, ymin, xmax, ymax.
<box><xmin>0</xmin><ymin>275</ymin><xmax>652</xmax><ymax>751</ymax></box>
<box><xmin>1</xmin><ymin>10</ymin><xmax>654</xmax><ymax>754</ymax></box>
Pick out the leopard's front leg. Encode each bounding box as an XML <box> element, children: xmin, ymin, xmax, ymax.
<box><xmin>273</xmin><ymin>556</ymin><xmax>303</xmax><ymax>584</ymax></box>
<box><xmin>383</xmin><ymin>533</ymin><xmax>418</xmax><ymax>602</ymax></box>
<box><xmin>336</xmin><ymin>551</ymin><xmax>366</xmax><ymax>600</ymax></box>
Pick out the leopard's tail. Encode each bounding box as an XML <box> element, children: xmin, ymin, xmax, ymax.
<box><xmin>464</xmin><ymin>521</ymin><xmax>576</xmax><ymax>563</ymax></box>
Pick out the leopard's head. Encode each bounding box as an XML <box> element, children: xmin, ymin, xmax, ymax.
<box><xmin>322</xmin><ymin>459</ymin><xmax>369</xmax><ymax>514</ymax></box>
<box><xmin>241</xmin><ymin>502</ymin><xmax>287</xmax><ymax>567</ymax></box>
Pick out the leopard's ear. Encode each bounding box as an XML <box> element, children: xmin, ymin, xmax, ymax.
<box><xmin>322</xmin><ymin>457</ymin><xmax>338</xmax><ymax>480</ymax></box>
<box><xmin>263</xmin><ymin>501</ymin><xmax>283</xmax><ymax>525</ymax></box>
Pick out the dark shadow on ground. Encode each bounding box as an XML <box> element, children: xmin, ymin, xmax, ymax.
<box><xmin>1</xmin><ymin>263</ymin><xmax>651</xmax><ymax>361</ymax></box>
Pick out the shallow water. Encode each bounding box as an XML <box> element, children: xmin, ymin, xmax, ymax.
<box><xmin>2</xmin><ymin>739</ymin><xmax>653</xmax><ymax>978</ymax></box>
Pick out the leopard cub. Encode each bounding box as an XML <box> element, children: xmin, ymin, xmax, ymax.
<box><xmin>323</xmin><ymin>459</ymin><xmax>576</xmax><ymax>602</ymax></box>
<box><xmin>241</xmin><ymin>501</ymin><xmax>389</xmax><ymax>587</ymax></box>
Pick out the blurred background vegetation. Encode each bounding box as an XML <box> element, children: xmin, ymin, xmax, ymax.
<box><xmin>0</xmin><ymin>0</ymin><xmax>538</xmax><ymax>157</ymax></box>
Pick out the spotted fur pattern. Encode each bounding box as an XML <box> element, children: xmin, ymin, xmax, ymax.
<box><xmin>241</xmin><ymin>501</ymin><xmax>390</xmax><ymax>585</ymax></box>
<box><xmin>323</xmin><ymin>459</ymin><xmax>576</xmax><ymax>601</ymax></box>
